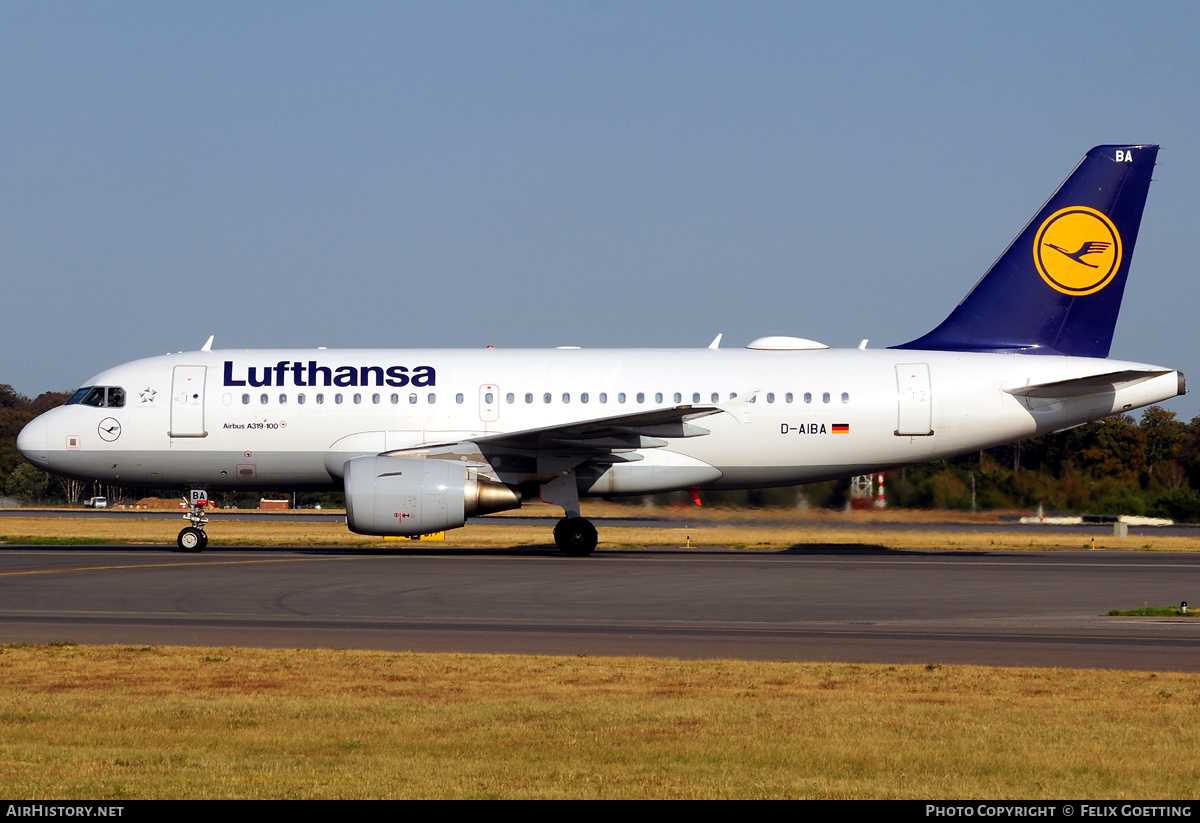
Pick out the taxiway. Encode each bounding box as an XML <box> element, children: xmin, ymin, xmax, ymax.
<box><xmin>1</xmin><ymin>544</ymin><xmax>1197</xmax><ymax>671</ymax></box>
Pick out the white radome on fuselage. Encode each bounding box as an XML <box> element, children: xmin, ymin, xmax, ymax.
<box><xmin>19</xmin><ymin>345</ymin><xmax>1182</xmax><ymax>492</ymax></box>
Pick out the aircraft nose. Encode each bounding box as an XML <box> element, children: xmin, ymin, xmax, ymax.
<box><xmin>17</xmin><ymin>415</ymin><xmax>50</xmax><ymax>469</ymax></box>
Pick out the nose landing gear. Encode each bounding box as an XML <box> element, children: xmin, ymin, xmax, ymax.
<box><xmin>178</xmin><ymin>525</ymin><xmax>207</xmax><ymax>551</ymax></box>
<box><xmin>177</xmin><ymin>491</ymin><xmax>210</xmax><ymax>552</ymax></box>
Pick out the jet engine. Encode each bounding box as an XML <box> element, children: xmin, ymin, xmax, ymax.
<box><xmin>343</xmin><ymin>455</ymin><xmax>519</xmax><ymax>536</ymax></box>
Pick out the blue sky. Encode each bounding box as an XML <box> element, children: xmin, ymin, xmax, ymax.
<box><xmin>4</xmin><ymin>1</ymin><xmax>1200</xmax><ymax>415</ymax></box>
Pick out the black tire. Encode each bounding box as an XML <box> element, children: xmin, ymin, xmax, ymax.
<box><xmin>178</xmin><ymin>527</ymin><xmax>206</xmax><ymax>552</ymax></box>
<box><xmin>554</xmin><ymin>517</ymin><xmax>597</xmax><ymax>557</ymax></box>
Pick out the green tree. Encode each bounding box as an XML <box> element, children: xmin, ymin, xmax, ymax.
<box><xmin>5</xmin><ymin>462</ymin><xmax>50</xmax><ymax>502</ymax></box>
<box><xmin>0</xmin><ymin>384</ymin><xmax>36</xmax><ymax>491</ymax></box>
<box><xmin>1141</xmin><ymin>406</ymin><xmax>1186</xmax><ymax>488</ymax></box>
<box><xmin>1067</xmin><ymin>415</ymin><xmax>1146</xmax><ymax>486</ymax></box>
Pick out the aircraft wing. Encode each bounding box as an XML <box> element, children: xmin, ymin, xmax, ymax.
<box><xmin>385</xmin><ymin>405</ymin><xmax>724</xmax><ymax>479</ymax></box>
<box><xmin>468</xmin><ymin>405</ymin><xmax>722</xmax><ymax>451</ymax></box>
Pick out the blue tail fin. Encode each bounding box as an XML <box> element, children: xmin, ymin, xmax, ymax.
<box><xmin>894</xmin><ymin>144</ymin><xmax>1158</xmax><ymax>357</ymax></box>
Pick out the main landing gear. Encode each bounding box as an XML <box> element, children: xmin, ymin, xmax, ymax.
<box><xmin>542</xmin><ymin>469</ymin><xmax>598</xmax><ymax>557</ymax></box>
<box><xmin>177</xmin><ymin>493</ymin><xmax>210</xmax><ymax>552</ymax></box>
<box><xmin>554</xmin><ymin>516</ymin><xmax>598</xmax><ymax>557</ymax></box>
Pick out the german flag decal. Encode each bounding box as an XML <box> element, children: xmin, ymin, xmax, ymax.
<box><xmin>832</xmin><ymin>423</ymin><xmax>850</xmax><ymax>434</ymax></box>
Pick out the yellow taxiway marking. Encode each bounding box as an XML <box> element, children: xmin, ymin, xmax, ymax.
<box><xmin>0</xmin><ymin>554</ymin><xmax>375</xmax><ymax>578</ymax></box>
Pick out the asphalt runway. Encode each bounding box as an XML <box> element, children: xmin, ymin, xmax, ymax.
<box><xmin>1</xmin><ymin>543</ymin><xmax>1198</xmax><ymax>671</ymax></box>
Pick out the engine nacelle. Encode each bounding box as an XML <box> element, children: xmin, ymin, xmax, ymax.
<box><xmin>343</xmin><ymin>455</ymin><xmax>519</xmax><ymax>536</ymax></box>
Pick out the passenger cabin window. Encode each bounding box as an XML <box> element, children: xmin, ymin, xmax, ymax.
<box><xmin>456</xmin><ymin>393</ymin><xmax>464</xmax><ymax>404</ymax></box>
<box><xmin>822</xmin><ymin>392</ymin><xmax>831</xmax><ymax>404</ymax></box>
<box><xmin>580</xmin><ymin>393</ymin><xmax>588</xmax><ymax>404</ymax></box>
<box><xmin>506</xmin><ymin>393</ymin><xmax>515</xmax><ymax>404</ymax></box>
<box><xmin>242</xmin><ymin>394</ymin><xmax>250</xmax><ymax>405</ymax></box>
<box><xmin>353</xmin><ymin>393</ymin><xmax>362</xmax><ymax>404</ymax></box>
<box><xmin>842</xmin><ymin>392</ymin><xmax>850</xmax><ymax>403</ymax></box>
<box><xmin>335</xmin><ymin>394</ymin><xmax>343</xmax><ymax>404</ymax></box>
<box><xmin>260</xmin><ymin>394</ymin><xmax>269</xmax><ymax>405</ymax></box>
<box><xmin>298</xmin><ymin>394</ymin><xmax>306</xmax><ymax>404</ymax></box>
<box><xmin>525</xmin><ymin>393</ymin><xmax>533</xmax><ymax>404</ymax></box>
<box><xmin>316</xmin><ymin>394</ymin><xmax>325</xmax><ymax>404</ymax></box>
<box><xmin>409</xmin><ymin>394</ymin><xmax>417</xmax><ymax>404</ymax></box>
<box><xmin>599</xmin><ymin>393</ymin><xmax>607</xmax><ymax>404</ymax></box>
<box><xmin>279</xmin><ymin>393</ymin><xmax>287</xmax><ymax>404</ymax></box>
<box><xmin>618</xmin><ymin>393</ymin><xmax>626</xmax><ymax>404</ymax></box>
<box><xmin>372</xmin><ymin>393</ymin><xmax>381</xmax><ymax>404</ymax></box>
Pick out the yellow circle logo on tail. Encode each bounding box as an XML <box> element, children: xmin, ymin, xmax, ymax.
<box><xmin>1033</xmin><ymin>206</ymin><xmax>1122</xmax><ymax>296</ymax></box>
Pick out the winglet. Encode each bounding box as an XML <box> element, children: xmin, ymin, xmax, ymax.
<box><xmin>708</xmin><ymin>333</ymin><xmax>723</xmax><ymax>350</ymax></box>
<box><xmin>200</xmin><ymin>335</ymin><xmax>214</xmax><ymax>352</ymax></box>
<box><xmin>895</xmin><ymin>145</ymin><xmax>1158</xmax><ymax>358</ymax></box>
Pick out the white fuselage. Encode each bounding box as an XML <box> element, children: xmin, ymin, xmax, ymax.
<box><xmin>18</xmin><ymin>346</ymin><xmax>1183</xmax><ymax>495</ymax></box>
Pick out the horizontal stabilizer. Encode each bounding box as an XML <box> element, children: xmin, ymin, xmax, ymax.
<box><xmin>1005</xmin><ymin>369</ymin><xmax>1172</xmax><ymax>399</ymax></box>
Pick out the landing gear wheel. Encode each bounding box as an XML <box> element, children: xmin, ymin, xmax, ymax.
<box><xmin>177</xmin><ymin>527</ymin><xmax>207</xmax><ymax>552</ymax></box>
<box><xmin>554</xmin><ymin>517</ymin><xmax>597</xmax><ymax>557</ymax></box>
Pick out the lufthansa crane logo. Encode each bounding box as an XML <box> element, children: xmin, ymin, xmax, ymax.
<box><xmin>1033</xmin><ymin>206</ymin><xmax>1122</xmax><ymax>296</ymax></box>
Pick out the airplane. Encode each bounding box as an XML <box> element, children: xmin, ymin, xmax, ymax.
<box><xmin>17</xmin><ymin>144</ymin><xmax>1185</xmax><ymax>556</ymax></box>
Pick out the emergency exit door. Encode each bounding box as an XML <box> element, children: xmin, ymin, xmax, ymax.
<box><xmin>479</xmin><ymin>384</ymin><xmax>499</xmax><ymax>423</ymax></box>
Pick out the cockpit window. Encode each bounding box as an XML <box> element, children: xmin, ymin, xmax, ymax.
<box><xmin>67</xmin><ymin>386</ymin><xmax>127</xmax><ymax>408</ymax></box>
<box><xmin>69</xmin><ymin>387</ymin><xmax>108</xmax><ymax>407</ymax></box>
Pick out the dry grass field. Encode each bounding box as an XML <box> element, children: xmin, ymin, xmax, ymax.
<box><xmin>1</xmin><ymin>507</ymin><xmax>1198</xmax><ymax>553</ymax></box>
<box><xmin>1</xmin><ymin>644</ymin><xmax>1198</xmax><ymax>799</ymax></box>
